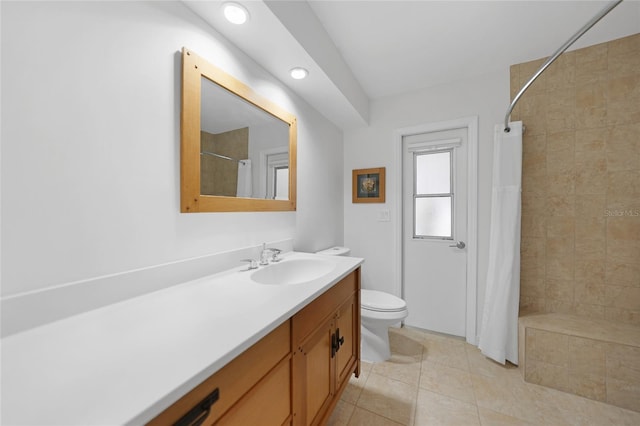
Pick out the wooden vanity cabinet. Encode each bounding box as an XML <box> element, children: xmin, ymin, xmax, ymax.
<box><xmin>291</xmin><ymin>270</ymin><xmax>361</xmax><ymax>426</ymax></box>
<box><xmin>148</xmin><ymin>268</ymin><xmax>360</xmax><ymax>426</ymax></box>
<box><xmin>147</xmin><ymin>321</ymin><xmax>292</xmax><ymax>426</ymax></box>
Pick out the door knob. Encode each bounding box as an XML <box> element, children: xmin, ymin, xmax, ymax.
<box><xmin>449</xmin><ymin>241</ymin><xmax>466</xmax><ymax>249</ymax></box>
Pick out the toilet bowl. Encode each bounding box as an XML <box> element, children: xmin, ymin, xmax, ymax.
<box><xmin>316</xmin><ymin>247</ymin><xmax>408</xmax><ymax>363</ymax></box>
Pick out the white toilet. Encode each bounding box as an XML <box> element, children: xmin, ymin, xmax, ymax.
<box><xmin>316</xmin><ymin>247</ymin><xmax>408</xmax><ymax>363</ymax></box>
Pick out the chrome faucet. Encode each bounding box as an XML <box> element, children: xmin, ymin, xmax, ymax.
<box><xmin>260</xmin><ymin>243</ymin><xmax>282</xmax><ymax>265</ymax></box>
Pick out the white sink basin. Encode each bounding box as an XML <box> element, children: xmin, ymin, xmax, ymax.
<box><xmin>250</xmin><ymin>258</ymin><xmax>335</xmax><ymax>285</ymax></box>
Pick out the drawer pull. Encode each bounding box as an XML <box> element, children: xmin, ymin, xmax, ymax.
<box><xmin>174</xmin><ymin>388</ymin><xmax>219</xmax><ymax>426</ymax></box>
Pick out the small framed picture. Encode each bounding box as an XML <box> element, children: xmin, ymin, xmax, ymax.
<box><xmin>352</xmin><ymin>167</ymin><xmax>385</xmax><ymax>203</ymax></box>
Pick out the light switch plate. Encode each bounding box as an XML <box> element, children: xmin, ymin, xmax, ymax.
<box><xmin>377</xmin><ymin>210</ymin><xmax>390</xmax><ymax>222</ymax></box>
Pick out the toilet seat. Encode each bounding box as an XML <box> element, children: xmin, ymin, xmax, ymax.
<box><xmin>361</xmin><ymin>289</ymin><xmax>407</xmax><ymax>313</ymax></box>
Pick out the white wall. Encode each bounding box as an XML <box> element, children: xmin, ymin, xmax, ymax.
<box><xmin>1</xmin><ymin>1</ymin><xmax>343</xmax><ymax>298</ymax></box>
<box><xmin>344</xmin><ymin>69</ymin><xmax>509</xmax><ymax>338</ymax></box>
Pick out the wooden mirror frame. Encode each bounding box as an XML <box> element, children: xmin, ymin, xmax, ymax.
<box><xmin>181</xmin><ymin>47</ymin><xmax>297</xmax><ymax>212</ymax></box>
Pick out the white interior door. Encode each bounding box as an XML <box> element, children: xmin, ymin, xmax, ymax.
<box><xmin>402</xmin><ymin>127</ymin><xmax>468</xmax><ymax>337</ymax></box>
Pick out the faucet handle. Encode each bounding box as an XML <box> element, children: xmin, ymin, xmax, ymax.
<box><xmin>270</xmin><ymin>248</ymin><xmax>282</xmax><ymax>262</ymax></box>
<box><xmin>240</xmin><ymin>259</ymin><xmax>258</xmax><ymax>270</ymax></box>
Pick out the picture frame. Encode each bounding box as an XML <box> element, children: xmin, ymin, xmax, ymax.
<box><xmin>352</xmin><ymin>167</ymin><xmax>385</xmax><ymax>203</ymax></box>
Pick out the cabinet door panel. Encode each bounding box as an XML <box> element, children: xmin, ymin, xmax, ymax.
<box><xmin>217</xmin><ymin>356</ymin><xmax>291</xmax><ymax>426</ymax></box>
<box><xmin>335</xmin><ymin>295</ymin><xmax>357</xmax><ymax>389</ymax></box>
<box><xmin>293</xmin><ymin>318</ymin><xmax>335</xmax><ymax>426</ymax></box>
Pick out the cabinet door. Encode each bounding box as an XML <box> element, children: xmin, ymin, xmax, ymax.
<box><xmin>335</xmin><ymin>294</ymin><xmax>358</xmax><ymax>390</ymax></box>
<box><xmin>217</xmin><ymin>356</ymin><xmax>291</xmax><ymax>426</ymax></box>
<box><xmin>292</xmin><ymin>316</ymin><xmax>335</xmax><ymax>426</ymax></box>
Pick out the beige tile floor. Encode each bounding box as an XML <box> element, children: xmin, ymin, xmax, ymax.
<box><xmin>328</xmin><ymin>326</ymin><xmax>640</xmax><ymax>426</ymax></box>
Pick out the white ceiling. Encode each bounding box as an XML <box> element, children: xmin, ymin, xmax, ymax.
<box><xmin>184</xmin><ymin>0</ymin><xmax>640</xmax><ymax>129</ymax></box>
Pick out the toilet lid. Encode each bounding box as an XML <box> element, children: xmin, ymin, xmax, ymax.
<box><xmin>361</xmin><ymin>290</ymin><xmax>407</xmax><ymax>312</ymax></box>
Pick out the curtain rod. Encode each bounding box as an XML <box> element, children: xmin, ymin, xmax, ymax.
<box><xmin>201</xmin><ymin>151</ymin><xmax>246</xmax><ymax>165</ymax></box>
<box><xmin>504</xmin><ymin>0</ymin><xmax>623</xmax><ymax>133</ymax></box>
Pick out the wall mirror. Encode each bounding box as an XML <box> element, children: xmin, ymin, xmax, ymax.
<box><xmin>181</xmin><ymin>47</ymin><xmax>297</xmax><ymax>212</ymax></box>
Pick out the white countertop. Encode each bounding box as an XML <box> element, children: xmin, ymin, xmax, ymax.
<box><xmin>1</xmin><ymin>252</ymin><xmax>363</xmax><ymax>425</ymax></box>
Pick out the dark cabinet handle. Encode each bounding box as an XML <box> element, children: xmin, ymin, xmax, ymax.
<box><xmin>336</xmin><ymin>328</ymin><xmax>345</xmax><ymax>348</ymax></box>
<box><xmin>331</xmin><ymin>333</ymin><xmax>337</xmax><ymax>358</ymax></box>
<box><xmin>174</xmin><ymin>388</ymin><xmax>219</xmax><ymax>426</ymax></box>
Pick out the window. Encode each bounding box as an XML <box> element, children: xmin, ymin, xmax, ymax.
<box><xmin>414</xmin><ymin>149</ymin><xmax>453</xmax><ymax>239</ymax></box>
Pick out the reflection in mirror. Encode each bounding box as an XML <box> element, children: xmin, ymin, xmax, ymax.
<box><xmin>200</xmin><ymin>77</ymin><xmax>290</xmax><ymax>199</ymax></box>
<box><xmin>181</xmin><ymin>47</ymin><xmax>297</xmax><ymax>213</ymax></box>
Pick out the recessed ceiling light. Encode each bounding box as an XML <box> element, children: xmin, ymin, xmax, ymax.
<box><xmin>290</xmin><ymin>67</ymin><xmax>309</xmax><ymax>80</ymax></box>
<box><xmin>223</xmin><ymin>2</ymin><xmax>249</xmax><ymax>25</ymax></box>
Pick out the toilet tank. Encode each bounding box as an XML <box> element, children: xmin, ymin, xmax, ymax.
<box><xmin>316</xmin><ymin>246</ymin><xmax>350</xmax><ymax>256</ymax></box>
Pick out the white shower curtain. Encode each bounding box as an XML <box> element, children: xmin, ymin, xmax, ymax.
<box><xmin>478</xmin><ymin>121</ymin><xmax>523</xmax><ymax>365</ymax></box>
<box><xmin>236</xmin><ymin>159</ymin><xmax>252</xmax><ymax>197</ymax></box>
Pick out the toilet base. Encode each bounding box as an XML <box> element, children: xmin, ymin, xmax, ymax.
<box><xmin>361</xmin><ymin>322</ymin><xmax>392</xmax><ymax>363</ymax></box>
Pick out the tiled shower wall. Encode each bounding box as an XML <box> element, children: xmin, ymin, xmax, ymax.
<box><xmin>511</xmin><ymin>33</ymin><xmax>640</xmax><ymax>325</ymax></box>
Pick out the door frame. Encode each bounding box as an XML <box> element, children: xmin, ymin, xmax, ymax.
<box><xmin>393</xmin><ymin>116</ymin><xmax>479</xmax><ymax>345</ymax></box>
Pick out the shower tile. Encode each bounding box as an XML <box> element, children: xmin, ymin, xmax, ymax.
<box><xmin>607</xmin><ymin>33</ymin><xmax>640</xmax><ymax>58</ymax></box>
<box><xmin>527</xmin><ymin>328</ymin><xmax>569</xmax><ymax>366</ymax></box>
<box><xmin>525</xmin><ymin>360</ymin><xmax>570</xmax><ymax>392</ymax></box>
<box><xmin>606</xmin><ymin>261</ymin><xmax>640</xmax><ymax>287</ymax></box>
<box><xmin>546</xmin><ymin>299</ymin><xmax>576</xmax><ymax>315</ymax></box>
<box><xmin>519</xmin><ymin>297</ymin><xmax>545</xmax><ymax>316</ymax></box>
<box><xmin>575</xmin><ymin>164</ymin><xmax>608</xmax><ymax>195</ymax></box>
<box><xmin>521</xmin><ymin>276</ymin><xmax>545</xmax><ymax>299</ymax></box>
<box><xmin>608</xmin><ymin>33</ymin><xmax>640</xmax><ymax>79</ymax></box>
<box><xmin>545</xmin><ymin>278</ymin><xmax>574</xmax><ymax>303</ymax></box>
<box><xmin>575</xmin><ymin>258</ymin><xmax>605</xmax><ymax>282</ymax></box>
<box><xmin>607</xmin><ymin>170</ymin><xmax>639</xmax><ymax>197</ymax></box>
<box><xmin>575</xmin><ymin>43</ymin><xmax>608</xmax><ymax>85</ymax></box>
<box><xmin>519</xmin><ymin>92</ymin><xmax>548</xmax><ymax>136</ymax></box>
<box><xmin>547</xmin><ymin>87</ymin><xmax>576</xmax><ymax>132</ymax></box>
<box><xmin>519</xmin><ymin>58</ymin><xmax>548</xmax><ymax>95</ymax></box>
<box><xmin>568</xmin><ymin>373</ymin><xmax>606</xmax><ymax>401</ymax></box>
<box><xmin>605</xmin><ymin>306</ymin><xmax>640</xmax><ymax>326</ymax></box>
<box><xmin>575</xmin><ymin>194</ymin><xmax>606</xmax><ymax>218</ymax></box>
<box><xmin>546</xmin><ymin>130</ymin><xmax>575</xmax><ymax>173</ymax></box>
<box><xmin>575</xmin><ymin>127</ymin><xmax>607</xmax><ymax>157</ymax></box>
<box><xmin>607</xmin><ymin>217</ymin><xmax>640</xmax><ymax>241</ymax></box>
<box><xmin>574</xmin><ymin>303</ymin><xmax>606</xmax><ymax>320</ymax></box>
<box><xmin>607</xmin><ymin>74</ymin><xmax>640</xmax><ymax>126</ymax></box>
<box><xmin>605</xmin><ymin>286</ymin><xmax>640</xmax><ymax>310</ymax></box>
<box><xmin>606</xmin><ymin>343</ymin><xmax>640</xmax><ymax>411</ymax></box>
<box><xmin>546</xmin><ymin>195</ymin><xmax>575</xmax><ymax>217</ymax></box>
<box><xmin>546</xmin><ymin>171</ymin><xmax>575</xmax><ymax>195</ymax></box>
<box><xmin>546</xmin><ymin>51</ymin><xmax>575</xmax><ymax>90</ymax></box>
<box><xmin>575</xmin><ymin>216</ymin><xmax>605</xmax><ymax>241</ymax></box>
<box><xmin>606</xmin><ymin>238</ymin><xmax>640</xmax><ymax>266</ymax></box>
<box><xmin>546</xmin><ymin>238</ymin><xmax>574</xmax><ymax>280</ymax></box>
<box><xmin>521</xmin><ymin>193</ymin><xmax>547</xmax><ymax>216</ymax></box>
<box><xmin>575</xmin><ymin>80</ymin><xmax>608</xmax><ymax>129</ymax></box>
<box><xmin>546</xmin><ymin>216</ymin><xmax>574</xmax><ymax>237</ymax></box>
<box><xmin>575</xmin><ymin>238</ymin><xmax>606</xmax><ymax>260</ymax></box>
<box><xmin>413</xmin><ymin>389</ymin><xmax>480</xmax><ymax>426</ymax></box>
<box><xmin>574</xmin><ymin>281</ymin><xmax>606</xmax><ymax>306</ymax></box>
<box><xmin>606</xmin><ymin>123</ymin><xmax>640</xmax><ymax>171</ymax></box>
<box><xmin>568</xmin><ymin>336</ymin><xmax>607</xmax><ymax>376</ymax></box>
<box><xmin>522</xmin><ymin>171</ymin><xmax>546</xmax><ymax>196</ymax></box>
<box><xmin>419</xmin><ymin>360</ymin><xmax>475</xmax><ymax>404</ymax></box>
<box><xmin>521</xmin><ymin>215</ymin><xmax>546</xmax><ymax>238</ymax></box>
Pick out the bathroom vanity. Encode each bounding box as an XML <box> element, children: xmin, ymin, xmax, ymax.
<box><xmin>1</xmin><ymin>252</ymin><xmax>362</xmax><ymax>425</ymax></box>
<box><xmin>149</xmin><ymin>268</ymin><xmax>360</xmax><ymax>426</ymax></box>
